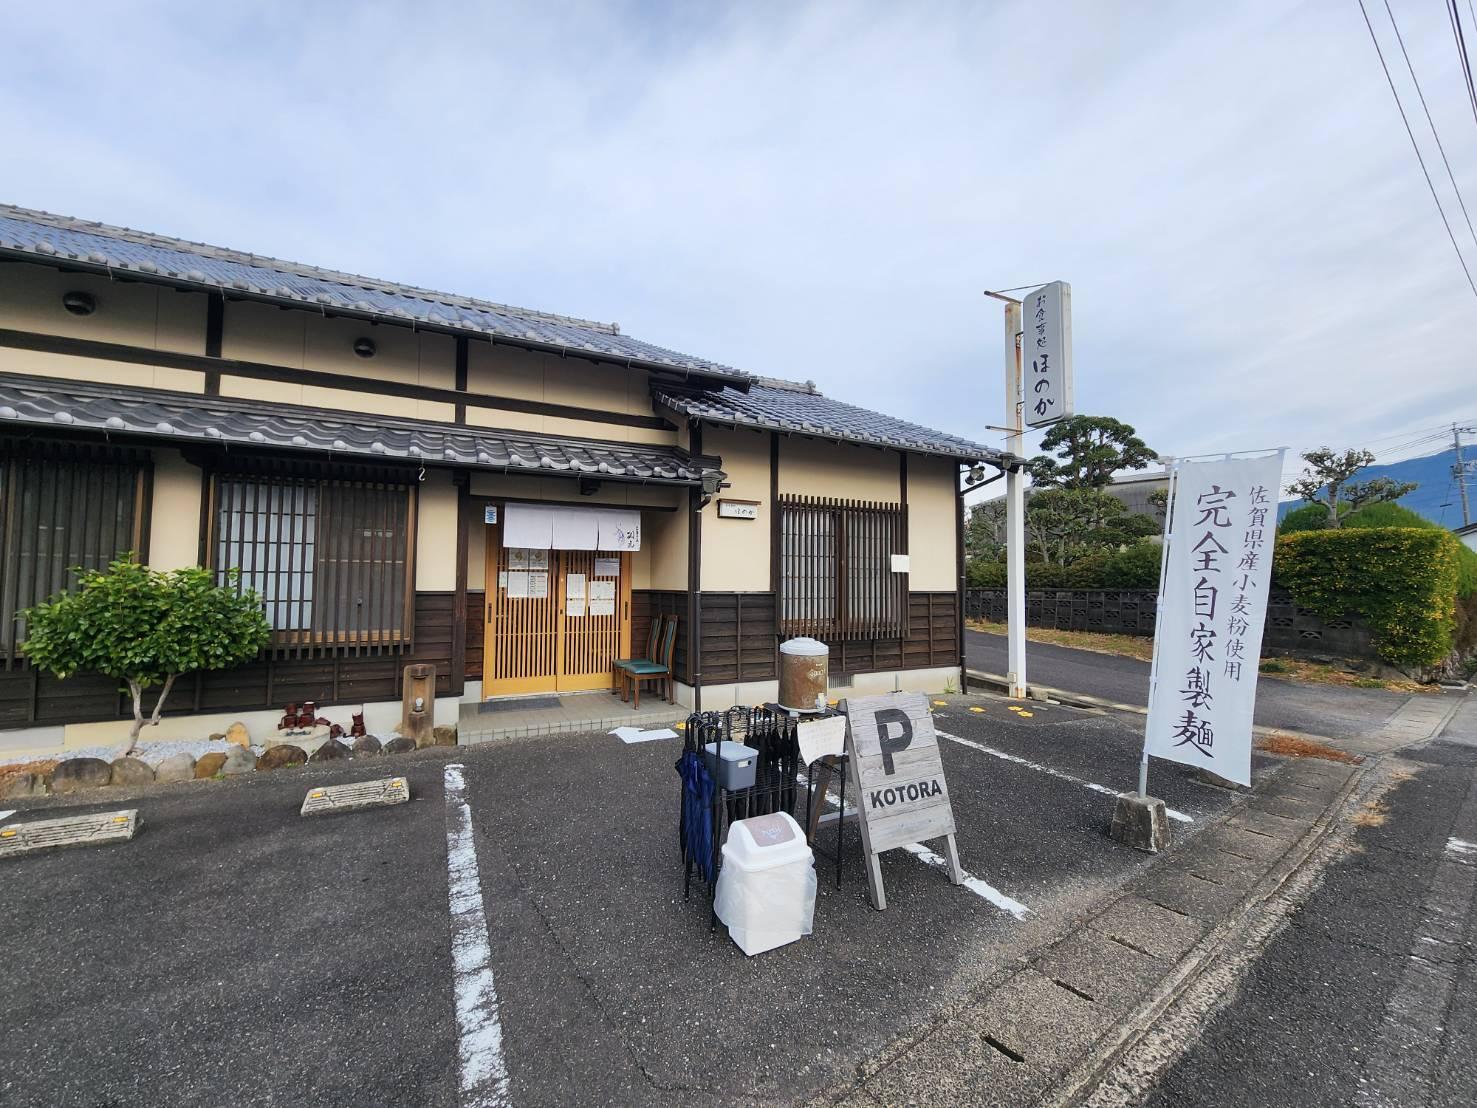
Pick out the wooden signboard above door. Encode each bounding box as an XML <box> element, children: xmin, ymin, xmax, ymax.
<box><xmin>843</xmin><ymin>691</ymin><xmax>963</xmax><ymax>910</ymax></box>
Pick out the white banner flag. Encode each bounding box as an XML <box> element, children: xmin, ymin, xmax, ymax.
<box><xmin>1144</xmin><ymin>451</ymin><xmax>1285</xmax><ymax>787</ymax></box>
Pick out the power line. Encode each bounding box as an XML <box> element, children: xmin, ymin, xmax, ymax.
<box><xmin>1386</xmin><ymin>0</ymin><xmax>1477</xmax><ymax>249</ymax></box>
<box><xmin>1357</xmin><ymin>0</ymin><xmax>1477</xmax><ymax>299</ymax></box>
<box><xmin>1449</xmin><ymin>0</ymin><xmax>1477</xmax><ymax>130</ymax></box>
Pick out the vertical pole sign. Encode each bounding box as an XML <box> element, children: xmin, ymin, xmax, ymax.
<box><xmin>1142</xmin><ymin>450</ymin><xmax>1287</xmax><ymax>788</ymax></box>
<box><xmin>844</xmin><ymin>692</ymin><xmax>963</xmax><ymax>910</ymax></box>
<box><xmin>1022</xmin><ymin>281</ymin><xmax>1074</xmax><ymax>428</ymax></box>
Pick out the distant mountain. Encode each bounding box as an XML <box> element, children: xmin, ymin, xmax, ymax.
<box><xmin>1277</xmin><ymin>447</ymin><xmax>1470</xmax><ymax>527</ymax></box>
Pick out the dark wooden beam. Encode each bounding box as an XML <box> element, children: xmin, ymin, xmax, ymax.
<box><xmin>451</xmin><ymin>472</ymin><xmax>470</xmax><ymax>697</ymax></box>
<box><xmin>454</xmin><ymin>335</ymin><xmax>469</xmax><ymax>425</ymax></box>
<box><xmin>204</xmin><ymin>292</ymin><xmax>224</xmax><ymax>395</ymax></box>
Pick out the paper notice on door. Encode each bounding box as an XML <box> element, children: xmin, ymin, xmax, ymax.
<box><xmin>565</xmin><ymin>573</ymin><xmax>586</xmax><ymax>601</ymax></box>
<box><xmin>528</xmin><ymin>549</ymin><xmax>550</xmax><ymax>571</ymax></box>
<box><xmin>589</xmin><ymin>580</ymin><xmax>616</xmax><ymax>602</ymax></box>
<box><xmin>594</xmin><ymin>557</ymin><xmax>620</xmax><ymax>577</ymax></box>
<box><xmin>588</xmin><ymin>598</ymin><xmax>615</xmax><ymax>617</ymax></box>
<box><xmin>796</xmin><ymin>716</ymin><xmax>847</xmax><ymax>765</ymax></box>
<box><xmin>509</xmin><ymin>548</ymin><xmax>530</xmax><ymax>571</ymax></box>
<box><xmin>527</xmin><ymin>571</ymin><xmax>549</xmax><ymax>599</ymax></box>
<box><xmin>497</xmin><ymin>570</ymin><xmax>508</xmax><ymax>589</ymax></box>
<box><xmin>568</xmin><ymin>597</ymin><xmax>586</xmax><ymax>618</ymax></box>
<box><xmin>506</xmin><ymin>571</ymin><xmax>529</xmax><ymax>598</ymax></box>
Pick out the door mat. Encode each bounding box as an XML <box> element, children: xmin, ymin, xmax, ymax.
<box><xmin>478</xmin><ymin>696</ymin><xmax>561</xmax><ymax>714</ymax></box>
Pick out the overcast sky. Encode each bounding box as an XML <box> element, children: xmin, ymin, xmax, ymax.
<box><xmin>3</xmin><ymin>1</ymin><xmax>1475</xmax><ymax>492</ymax></box>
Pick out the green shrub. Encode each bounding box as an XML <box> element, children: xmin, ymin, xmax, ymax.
<box><xmin>1102</xmin><ymin>541</ymin><xmax>1162</xmax><ymax>589</ymax></box>
<box><xmin>1065</xmin><ymin>553</ymin><xmax>1112</xmax><ymax>588</ymax></box>
<box><xmin>1278</xmin><ymin>503</ymin><xmax>1331</xmax><ymax>533</ymax></box>
<box><xmin>1273</xmin><ymin>528</ymin><xmax>1461</xmax><ymax>668</ymax></box>
<box><xmin>966</xmin><ymin>559</ymin><xmax>1006</xmax><ymax>588</ymax></box>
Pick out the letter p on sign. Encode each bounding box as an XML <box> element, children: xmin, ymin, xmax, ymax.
<box><xmin>876</xmin><ymin>708</ymin><xmax>913</xmax><ymax>775</ymax></box>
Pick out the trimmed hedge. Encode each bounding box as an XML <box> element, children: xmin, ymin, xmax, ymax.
<box><xmin>965</xmin><ymin>541</ymin><xmax>1162</xmax><ymax>590</ymax></box>
<box><xmin>1273</xmin><ymin>527</ymin><xmax>1461</xmax><ymax>668</ymax></box>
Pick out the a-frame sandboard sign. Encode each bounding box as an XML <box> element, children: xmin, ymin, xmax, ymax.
<box><xmin>842</xmin><ymin>691</ymin><xmax>964</xmax><ymax>909</ymax></box>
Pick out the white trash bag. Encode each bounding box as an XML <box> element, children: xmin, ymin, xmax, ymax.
<box><xmin>713</xmin><ymin>811</ymin><xmax>817</xmax><ymax>956</ymax></box>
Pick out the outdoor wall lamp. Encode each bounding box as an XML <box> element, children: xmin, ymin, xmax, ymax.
<box><xmin>352</xmin><ymin>336</ymin><xmax>377</xmax><ymax>358</ymax></box>
<box><xmin>62</xmin><ymin>291</ymin><xmax>96</xmax><ymax>316</ymax></box>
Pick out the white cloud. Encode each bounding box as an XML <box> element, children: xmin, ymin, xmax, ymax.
<box><xmin>1</xmin><ymin>0</ymin><xmax>1472</xmax><ymax>484</ymax></box>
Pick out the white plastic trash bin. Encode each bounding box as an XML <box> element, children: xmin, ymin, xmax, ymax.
<box><xmin>713</xmin><ymin>811</ymin><xmax>817</xmax><ymax>956</ymax></box>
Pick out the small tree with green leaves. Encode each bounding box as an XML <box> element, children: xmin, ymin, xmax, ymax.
<box><xmin>1287</xmin><ymin>447</ymin><xmax>1416</xmax><ymax>529</ymax></box>
<box><xmin>21</xmin><ymin>559</ymin><xmax>271</xmax><ymax>753</ymax></box>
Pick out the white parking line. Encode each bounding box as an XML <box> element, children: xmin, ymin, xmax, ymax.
<box><xmin>1445</xmin><ymin>836</ymin><xmax>1477</xmax><ymax>857</ymax></box>
<box><xmin>444</xmin><ymin>764</ymin><xmax>511</xmax><ymax>1108</ymax></box>
<box><xmin>936</xmin><ymin>730</ymin><xmax>1195</xmax><ymax>824</ymax></box>
<box><xmin>798</xmin><ymin>771</ymin><xmax>1030</xmax><ymax>918</ymax></box>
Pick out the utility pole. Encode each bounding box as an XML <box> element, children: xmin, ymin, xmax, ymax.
<box><xmin>984</xmin><ymin>291</ymin><xmax>1028</xmax><ymax>700</ymax></box>
<box><xmin>1455</xmin><ymin>424</ymin><xmax>1472</xmax><ymax>528</ymax></box>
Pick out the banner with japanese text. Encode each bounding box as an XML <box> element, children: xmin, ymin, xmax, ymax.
<box><xmin>1144</xmin><ymin>451</ymin><xmax>1286</xmax><ymax>787</ymax></box>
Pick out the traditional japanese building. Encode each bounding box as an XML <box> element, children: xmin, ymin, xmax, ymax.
<box><xmin>0</xmin><ymin>204</ymin><xmax>1012</xmax><ymax>750</ymax></box>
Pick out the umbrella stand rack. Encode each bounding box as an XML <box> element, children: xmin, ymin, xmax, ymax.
<box><xmin>677</xmin><ymin>706</ymin><xmax>803</xmax><ymax>931</ymax></box>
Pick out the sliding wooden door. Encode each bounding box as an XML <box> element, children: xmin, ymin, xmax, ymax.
<box><xmin>481</xmin><ymin>520</ymin><xmax>634</xmax><ymax>697</ymax></box>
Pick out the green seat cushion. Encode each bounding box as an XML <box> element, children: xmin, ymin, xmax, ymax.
<box><xmin>614</xmin><ymin>657</ymin><xmax>656</xmax><ymax>671</ymax></box>
<box><xmin>624</xmin><ymin>662</ymin><xmax>669</xmax><ymax>675</ymax></box>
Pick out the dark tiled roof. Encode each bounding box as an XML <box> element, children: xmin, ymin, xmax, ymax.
<box><xmin>0</xmin><ymin>204</ymin><xmax>747</xmax><ymax>384</ymax></box>
<box><xmin>0</xmin><ymin>374</ymin><xmax>721</xmax><ymax>485</ymax></box>
<box><xmin>655</xmin><ymin>378</ymin><xmax>1008</xmax><ymax>464</ymax></box>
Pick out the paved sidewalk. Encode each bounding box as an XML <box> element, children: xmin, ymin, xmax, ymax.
<box><xmin>809</xmin><ymin>755</ymin><xmax>1367</xmax><ymax>1107</ymax></box>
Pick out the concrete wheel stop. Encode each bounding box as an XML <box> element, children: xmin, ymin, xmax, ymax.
<box><xmin>1110</xmin><ymin>792</ymin><xmax>1171</xmax><ymax>853</ymax></box>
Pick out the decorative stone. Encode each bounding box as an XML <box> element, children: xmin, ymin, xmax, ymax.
<box><xmin>256</xmin><ymin>744</ymin><xmax>307</xmax><ymax>771</ymax></box>
<box><xmin>309</xmin><ymin>738</ymin><xmax>351</xmax><ymax>763</ymax></box>
<box><xmin>220</xmin><ymin>746</ymin><xmax>256</xmax><ymax>776</ymax></box>
<box><xmin>431</xmin><ymin>725</ymin><xmax>458</xmax><ymax>748</ymax></box>
<box><xmin>208</xmin><ymin>732</ymin><xmax>227</xmax><ymax>743</ymax></box>
<box><xmin>109</xmin><ymin>757</ymin><xmax>155</xmax><ymax>787</ymax></box>
<box><xmin>383</xmin><ymin>736</ymin><xmax>417</xmax><ymax>755</ymax></box>
<box><xmin>0</xmin><ymin>771</ymin><xmax>48</xmax><ymax>798</ymax></box>
<box><xmin>267</xmin><ymin>724</ymin><xmax>328</xmax><ymax>749</ymax></box>
<box><xmin>154</xmin><ymin>753</ymin><xmax>196</xmax><ymax>783</ymax></box>
<box><xmin>51</xmin><ymin>757</ymin><xmax>113</xmax><ymax>794</ymax></box>
<box><xmin>351</xmin><ymin>735</ymin><xmax>382</xmax><ymax>757</ymax></box>
<box><xmin>225</xmin><ymin>722</ymin><xmax>251</xmax><ymax>747</ymax></box>
<box><xmin>1109</xmin><ymin>792</ymin><xmax>1171</xmax><ymax>854</ymax></box>
<box><xmin>194</xmin><ymin>752</ymin><xmax>228</xmax><ymax>778</ymax></box>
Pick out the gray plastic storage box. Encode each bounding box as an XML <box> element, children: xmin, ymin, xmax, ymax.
<box><xmin>703</xmin><ymin>741</ymin><xmax>759</xmax><ymax>790</ymax></box>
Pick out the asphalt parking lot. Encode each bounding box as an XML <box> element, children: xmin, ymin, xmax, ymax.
<box><xmin>0</xmin><ymin>694</ymin><xmax>1272</xmax><ymax>1107</ymax></box>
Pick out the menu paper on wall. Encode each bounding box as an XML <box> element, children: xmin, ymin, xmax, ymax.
<box><xmin>566</xmin><ymin>573</ymin><xmax>586</xmax><ymax>600</ymax></box>
<box><xmin>589</xmin><ymin>580</ymin><xmax>616</xmax><ymax>602</ymax></box>
<box><xmin>509</xmin><ymin>549</ymin><xmax>530</xmax><ymax>571</ymax></box>
<box><xmin>588</xmin><ymin>598</ymin><xmax>615</xmax><ymax>617</ymax></box>
<box><xmin>594</xmin><ymin>557</ymin><xmax>620</xmax><ymax>577</ymax></box>
<box><xmin>506</xmin><ymin>571</ymin><xmax>529</xmax><ymax>598</ymax></box>
<box><xmin>527</xmin><ymin>572</ymin><xmax>549</xmax><ymax>599</ymax></box>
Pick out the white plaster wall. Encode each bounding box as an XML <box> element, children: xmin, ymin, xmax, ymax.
<box><xmin>416</xmin><ymin>473</ymin><xmax>459</xmax><ymax>592</ymax></box>
<box><xmin>700</xmin><ymin>427</ymin><xmax>770</xmax><ymax>592</ymax></box>
<box><xmin>907</xmin><ymin>454</ymin><xmax>962</xmax><ymax>592</ymax></box>
<box><xmin>148</xmin><ymin>450</ymin><xmax>203</xmax><ymax>571</ymax></box>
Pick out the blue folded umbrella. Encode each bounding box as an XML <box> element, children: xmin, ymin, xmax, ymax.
<box><xmin>676</xmin><ymin>749</ymin><xmax>717</xmax><ymax>884</ymax></box>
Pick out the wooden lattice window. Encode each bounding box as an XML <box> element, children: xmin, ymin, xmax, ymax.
<box><xmin>779</xmin><ymin>496</ymin><xmax>906</xmax><ymax>640</ymax></box>
<box><xmin>210</xmin><ymin>473</ymin><xmax>417</xmax><ymax>655</ymax></box>
<box><xmin>0</xmin><ymin>443</ymin><xmax>150</xmax><ymax>661</ymax></box>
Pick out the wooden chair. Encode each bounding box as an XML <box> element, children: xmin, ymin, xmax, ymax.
<box><xmin>614</xmin><ymin>615</ymin><xmax>666</xmax><ymax>700</ymax></box>
<box><xmin>622</xmin><ymin>616</ymin><xmax>677</xmax><ymax>708</ymax></box>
